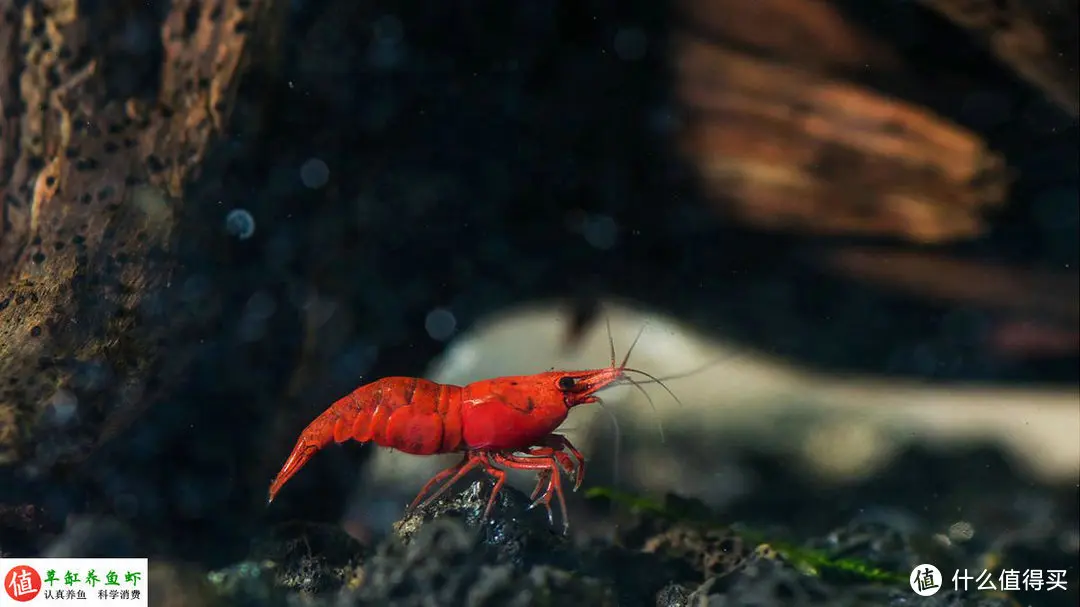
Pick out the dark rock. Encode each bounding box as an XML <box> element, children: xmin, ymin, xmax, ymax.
<box><xmin>392</xmin><ymin>479</ymin><xmax>576</xmax><ymax>570</ymax></box>
<box><xmin>687</xmin><ymin>549</ymin><xmax>833</xmax><ymax>606</ymax></box>
<box><xmin>640</xmin><ymin>523</ymin><xmax>753</xmax><ymax>579</ymax></box>
<box><xmin>207</xmin><ymin>520</ymin><xmax>364</xmax><ymax>604</ymax></box>
<box><xmin>0</xmin><ymin>503</ymin><xmax>57</xmax><ymax>556</ymax></box>
<box><xmin>248</xmin><ymin>521</ymin><xmax>365</xmax><ymax>595</ymax></box>
<box><xmin>206</xmin><ymin>483</ymin><xmax>619</xmax><ymax>605</ymax></box>
<box><xmin>355</xmin><ymin>517</ymin><xmax>615</xmax><ymax>606</ymax></box>
<box><xmin>207</xmin><ymin>561</ymin><xmax>290</xmax><ymax>607</ymax></box>
<box><xmin>586</xmin><ymin>543</ymin><xmax>700</xmax><ymax>607</ymax></box>
<box><xmin>93</xmin><ymin>446</ymin><xmax>1080</xmax><ymax>607</ymax></box>
<box><xmin>655</xmin><ymin>581</ymin><xmax>693</xmax><ymax>607</ymax></box>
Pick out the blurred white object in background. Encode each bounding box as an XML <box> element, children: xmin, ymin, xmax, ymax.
<box><xmin>352</xmin><ymin>301</ymin><xmax>1080</xmax><ymax>526</ymax></box>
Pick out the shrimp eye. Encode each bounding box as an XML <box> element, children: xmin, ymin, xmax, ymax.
<box><xmin>557</xmin><ymin>376</ymin><xmax>577</xmax><ymax>391</ymax></box>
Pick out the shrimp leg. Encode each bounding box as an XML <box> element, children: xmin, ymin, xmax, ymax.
<box><xmin>405</xmin><ymin>451</ymin><xmax>512</xmax><ymax>524</ymax></box>
<box><xmin>404</xmin><ymin>449</ymin><xmax>572</xmax><ymax>532</ymax></box>
<box><xmin>403</xmin><ymin>434</ymin><xmax>585</xmax><ymax>532</ymax></box>
<box><xmin>530</xmin><ymin>434</ymin><xmax>585</xmax><ymax>490</ymax></box>
<box><xmin>490</xmin><ymin>451</ymin><xmax>572</xmax><ymax>532</ymax></box>
<box><xmin>520</xmin><ymin>433</ymin><xmax>586</xmax><ymax>504</ymax></box>
<box><xmin>406</xmin><ymin>452</ymin><xmax>482</xmax><ymax>512</ymax></box>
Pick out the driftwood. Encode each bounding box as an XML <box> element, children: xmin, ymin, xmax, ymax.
<box><xmin>674</xmin><ymin>0</ymin><xmax>906</xmax><ymax>74</ymax></box>
<box><xmin>0</xmin><ymin>0</ymin><xmax>280</xmax><ymax>470</ymax></box>
<box><xmin>669</xmin><ymin>0</ymin><xmax>1077</xmax><ymax>360</ymax></box>
<box><xmin>673</xmin><ymin>0</ymin><xmax>1017</xmax><ymax>243</ymax></box>
<box><xmin>817</xmin><ymin>247</ymin><xmax>1080</xmax><ymax>357</ymax></box>
<box><xmin>818</xmin><ymin>247</ymin><xmax>1079</xmax><ymax>324</ymax></box>
<box><xmin>919</xmin><ymin>0</ymin><xmax>1079</xmax><ymax>116</ymax></box>
<box><xmin>675</xmin><ymin>34</ymin><xmax>1012</xmax><ymax>243</ymax></box>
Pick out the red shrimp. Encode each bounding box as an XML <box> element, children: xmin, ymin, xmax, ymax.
<box><xmin>267</xmin><ymin>323</ymin><xmax>676</xmax><ymax>532</ymax></box>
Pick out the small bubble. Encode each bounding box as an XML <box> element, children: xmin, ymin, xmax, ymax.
<box><xmin>244</xmin><ymin>291</ymin><xmax>277</xmax><ymax>322</ymax></box>
<box><xmin>300</xmin><ymin>157</ymin><xmax>330</xmax><ymax>189</ymax></box>
<box><xmin>238</xmin><ymin>291</ymin><xmax>276</xmax><ymax>343</ymax></box>
<box><xmin>225</xmin><ymin>209</ymin><xmax>255</xmax><ymax>240</ymax></box>
<box><xmin>303</xmin><ymin>293</ymin><xmax>338</xmax><ymax>329</ymax></box>
<box><xmin>44</xmin><ymin>389</ymin><xmax>79</xmax><ymax>426</ymax></box>
<box><xmin>613</xmin><ymin>27</ymin><xmax>648</xmax><ymax>61</ymax></box>
<box><xmin>334</xmin><ymin>341</ymin><xmax>379</xmax><ymax>383</ymax></box>
<box><xmin>582</xmin><ymin>214</ymin><xmax>618</xmax><ymax>250</ymax></box>
<box><xmin>180</xmin><ymin>274</ymin><xmax>211</xmax><ymax>304</ymax></box>
<box><xmin>425</xmin><ymin>308</ymin><xmax>457</xmax><ymax>341</ymax></box>
<box><xmin>369</xmin><ymin>15</ymin><xmax>405</xmax><ymax>70</ymax></box>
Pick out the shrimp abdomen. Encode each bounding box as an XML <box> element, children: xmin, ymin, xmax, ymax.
<box><xmin>358</xmin><ymin>377</ymin><xmax>464</xmax><ymax>454</ymax></box>
<box><xmin>267</xmin><ymin>377</ymin><xmax>463</xmax><ymax>503</ymax></box>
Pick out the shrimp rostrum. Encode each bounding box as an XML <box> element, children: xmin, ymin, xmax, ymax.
<box><xmin>267</xmin><ymin>326</ymin><xmax>676</xmax><ymax>532</ymax></box>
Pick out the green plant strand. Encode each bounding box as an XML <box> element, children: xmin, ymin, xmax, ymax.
<box><xmin>586</xmin><ymin>486</ymin><xmax>907</xmax><ymax>584</ymax></box>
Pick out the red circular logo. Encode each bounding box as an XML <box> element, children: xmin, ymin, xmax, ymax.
<box><xmin>3</xmin><ymin>565</ymin><xmax>42</xmax><ymax>602</ymax></box>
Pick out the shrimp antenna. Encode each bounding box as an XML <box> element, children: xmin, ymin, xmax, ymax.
<box><xmin>597</xmin><ymin>315</ymin><xmax>667</xmax><ymax>488</ymax></box>
<box><xmin>605</xmin><ymin>315</ymin><xmax>616</xmax><ymax>368</ymax></box>
<box><xmin>623</xmin><ymin>367</ymin><xmax>684</xmax><ymax>410</ymax></box>
<box><xmin>619</xmin><ymin>320</ymin><xmax>648</xmax><ymax>372</ymax></box>
<box><xmin>608</xmin><ymin>318</ymin><xmax>668</xmax><ymax>443</ymax></box>
<box><xmin>623</xmin><ymin>352</ymin><xmax>736</xmax><ymax>386</ymax></box>
<box><xmin>621</xmin><ymin>375</ymin><xmax>666</xmax><ymax>443</ymax></box>
<box><xmin>602</xmin><ymin>315</ymin><xmax>621</xmax><ymax>488</ymax></box>
<box><xmin>595</xmin><ymin>397</ymin><xmax>622</xmax><ymax>494</ymax></box>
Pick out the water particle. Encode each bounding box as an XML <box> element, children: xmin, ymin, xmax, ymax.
<box><xmin>244</xmin><ymin>291</ymin><xmax>278</xmax><ymax>322</ymax></box>
<box><xmin>180</xmin><ymin>274</ymin><xmax>211</xmax><ymax>304</ymax></box>
<box><xmin>369</xmin><ymin>15</ymin><xmax>405</xmax><ymax>70</ymax></box>
<box><xmin>237</xmin><ymin>291</ymin><xmax>277</xmax><ymax>343</ymax></box>
<box><xmin>225</xmin><ymin>209</ymin><xmax>255</xmax><ymax>240</ymax></box>
<box><xmin>425</xmin><ymin>308</ymin><xmax>457</xmax><ymax>341</ymax></box>
<box><xmin>303</xmin><ymin>293</ymin><xmax>338</xmax><ymax>329</ymax></box>
<box><xmin>334</xmin><ymin>341</ymin><xmax>379</xmax><ymax>383</ymax></box>
<box><xmin>948</xmin><ymin>520</ymin><xmax>975</xmax><ymax>541</ymax></box>
<box><xmin>300</xmin><ymin>158</ymin><xmax>330</xmax><ymax>189</ymax></box>
<box><xmin>582</xmin><ymin>214</ymin><xmax>618</xmax><ymax>250</ymax></box>
<box><xmin>613</xmin><ymin>27</ymin><xmax>648</xmax><ymax>61</ymax></box>
<box><xmin>45</xmin><ymin>389</ymin><xmax>79</xmax><ymax>426</ymax></box>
